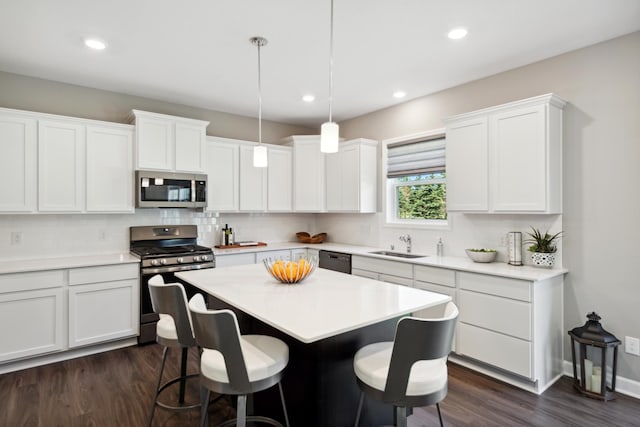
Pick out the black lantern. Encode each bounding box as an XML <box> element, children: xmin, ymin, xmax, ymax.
<box><xmin>568</xmin><ymin>312</ymin><xmax>621</xmax><ymax>401</ymax></box>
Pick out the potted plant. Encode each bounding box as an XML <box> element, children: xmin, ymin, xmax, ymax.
<box><xmin>525</xmin><ymin>227</ymin><xmax>562</xmax><ymax>267</ymax></box>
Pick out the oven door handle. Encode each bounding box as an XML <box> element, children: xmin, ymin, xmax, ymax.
<box><xmin>141</xmin><ymin>262</ymin><xmax>215</xmax><ymax>275</ymax></box>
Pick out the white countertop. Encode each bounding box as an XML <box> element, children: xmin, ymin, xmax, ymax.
<box><xmin>0</xmin><ymin>253</ymin><xmax>140</xmax><ymax>275</ymax></box>
<box><xmin>213</xmin><ymin>241</ymin><xmax>567</xmax><ymax>282</ymax></box>
<box><xmin>176</xmin><ymin>263</ymin><xmax>450</xmax><ymax>344</ymax></box>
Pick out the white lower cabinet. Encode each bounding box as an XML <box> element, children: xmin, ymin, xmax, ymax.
<box><xmin>68</xmin><ymin>264</ymin><xmax>139</xmax><ymax>348</ymax></box>
<box><xmin>0</xmin><ymin>263</ymin><xmax>139</xmax><ymax>365</ymax></box>
<box><xmin>455</xmin><ymin>271</ymin><xmax>563</xmax><ymax>392</ymax></box>
<box><xmin>215</xmin><ymin>253</ymin><xmax>256</xmax><ymax>268</ymax></box>
<box><xmin>291</xmin><ymin>249</ymin><xmax>308</xmax><ymax>261</ymax></box>
<box><xmin>351</xmin><ymin>255</ymin><xmax>412</xmax><ymax>285</ymax></box>
<box><xmin>256</xmin><ymin>250</ymin><xmax>292</xmax><ymax>263</ymax></box>
<box><xmin>0</xmin><ymin>270</ymin><xmax>66</xmax><ymax>362</ymax></box>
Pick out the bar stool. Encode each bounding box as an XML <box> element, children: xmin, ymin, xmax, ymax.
<box><xmin>188</xmin><ymin>293</ymin><xmax>290</xmax><ymax>427</ymax></box>
<box><xmin>353</xmin><ymin>302</ymin><xmax>459</xmax><ymax>427</ymax></box>
<box><xmin>147</xmin><ymin>280</ymin><xmax>200</xmax><ymax>426</ymax></box>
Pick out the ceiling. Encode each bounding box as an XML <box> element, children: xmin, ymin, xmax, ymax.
<box><xmin>0</xmin><ymin>0</ymin><xmax>639</xmax><ymax>128</ymax></box>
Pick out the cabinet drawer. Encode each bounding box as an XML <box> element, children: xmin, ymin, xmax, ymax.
<box><xmin>351</xmin><ymin>268</ymin><xmax>378</xmax><ymax>280</ymax></box>
<box><xmin>0</xmin><ymin>270</ymin><xmax>65</xmax><ymax>293</ymax></box>
<box><xmin>458</xmin><ymin>323</ymin><xmax>532</xmax><ymax>379</ymax></box>
<box><xmin>414</xmin><ymin>265</ymin><xmax>455</xmax><ymax>287</ymax></box>
<box><xmin>379</xmin><ymin>274</ymin><xmax>412</xmax><ymax>287</ymax></box>
<box><xmin>458</xmin><ymin>271</ymin><xmax>531</xmax><ymax>302</ymax></box>
<box><xmin>215</xmin><ymin>253</ymin><xmax>256</xmax><ymax>268</ymax></box>
<box><xmin>69</xmin><ymin>264</ymin><xmax>138</xmax><ymax>286</ymax></box>
<box><xmin>352</xmin><ymin>256</ymin><xmax>412</xmax><ymax>279</ymax></box>
<box><xmin>256</xmin><ymin>250</ymin><xmax>291</xmax><ymax>263</ymax></box>
<box><xmin>412</xmin><ymin>281</ymin><xmax>456</xmax><ymax>321</ymax></box>
<box><xmin>459</xmin><ymin>289</ymin><xmax>531</xmax><ymax>340</ymax></box>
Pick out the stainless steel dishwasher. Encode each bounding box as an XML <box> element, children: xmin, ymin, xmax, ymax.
<box><xmin>318</xmin><ymin>250</ymin><xmax>352</xmax><ymax>274</ymax></box>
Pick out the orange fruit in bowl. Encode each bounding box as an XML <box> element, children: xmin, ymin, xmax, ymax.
<box><xmin>285</xmin><ymin>261</ymin><xmax>298</xmax><ymax>281</ymax></box>
<box><xmin>298</xmin><ymin>258</ymin><xmax>311</xmax><ymax>275</ymax></box>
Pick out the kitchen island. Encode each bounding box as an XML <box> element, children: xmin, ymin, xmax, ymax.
<box><xmin>176</xmin><ymin>264</ymin><xmax>450</xmax><ymax>427</ymax></box>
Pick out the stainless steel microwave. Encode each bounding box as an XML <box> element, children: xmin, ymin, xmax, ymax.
<box><xmin>135</xmin><ymin>171</ymin><xmax>207</xmax><ymax>208</ymax></box>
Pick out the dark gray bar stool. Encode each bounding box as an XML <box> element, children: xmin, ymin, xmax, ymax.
<box><xmin>353</xmin><ymin>302</ymin><xmax>459</xmax><ymax>427</ymax></box>
<box><xmin>189</xmin><ymin>293</ymin><xmax>290</xmax><ymax>427</ymax></box>
<box><xmin>147</xmin><ymin>279</ymin><xmax>201</xmax><ymax>426</ymax></box>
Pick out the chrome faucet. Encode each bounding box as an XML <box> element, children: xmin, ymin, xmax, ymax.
<box><xmin>399</xmin><ymin>234</ymin><xmax>412</xmax><ymax>253</ymax></box>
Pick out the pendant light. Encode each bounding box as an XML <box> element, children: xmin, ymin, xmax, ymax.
<box><xmin>251</xmin><ymin>36</ymin><xmax>268</xmax><ymax>167</ymax></box>
<box><xmin>320</xmin><ymin>0</ymin><xmax>339</xmax><ymax>153</ymax></box>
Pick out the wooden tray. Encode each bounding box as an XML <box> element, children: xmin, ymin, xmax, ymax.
<box><xmin>214</xmin><ymin>242</ymin><xmax>267</xmax><ymax>249</ymax></box>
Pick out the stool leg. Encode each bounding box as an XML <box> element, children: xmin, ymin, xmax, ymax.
<box><xmin>179</xmin><ymin>346</ymin><xmax>188</xmax><ymax>403</ymax></box>
<box><xmin>148</xmin><ymin>346</ymin><xmax>169</xmax><ymax>427</ymax></box>
<box><xmin>354</xmin><ymin>391</ymin><xmax>364</xmax><ymax>427</ymax></box>
<box><xmin>278</xmin><ymin>382</ymin><xmax>290</xmax><ymax>427</ymax></box>
<box><xmin>200</xmin><ymin>386</ymin><xmax>210</xmax><ymax>427</ymax></box>
<box><xmin>436</xmin><ymin>402</ymin><xmax>444</xmax><ymax>427</ymax></box>
<box><xmin>396</xmin><ymin>406</ymin><xmax>409</xmax><ymax>427</ymax></box>
<box><xmin>237</xmin><ymin>395</ymin><xmax>247</xmax><ymax>427</ymax></box>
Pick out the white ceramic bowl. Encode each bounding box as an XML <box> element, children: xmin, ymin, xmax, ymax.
<box><xmin>465</xmin><ymin>249</ymin><xmax>497</xmax><ymax>263</ymax></box>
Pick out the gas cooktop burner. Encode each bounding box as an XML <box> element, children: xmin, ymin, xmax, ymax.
<box><xmin>131</xmin><ymin>244</ymin><xmax>211</xmax><ymax>258</ymax></box>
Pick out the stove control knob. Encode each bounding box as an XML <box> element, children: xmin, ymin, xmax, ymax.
<box><xmin>160</xmin><ymin>259</ymin><xmax>167</xmax><ymax>265</ymax></box>
<box><xmin>193</xmin><ymin>256</ymin><xmax>201</xmax><ymax>262</ymax></box>
<box><xmin>202</xmin><ymin>255</ymin><xmax>210</xmax><ymax>261</ymax></box>
<box><xmin>176</xmin><ymin>257</ymin><xmax>184</xmax><ymax>264</ymax></box>
<box><xmin>151</xmin><ymin>259</ymin><xmax>160</xmax><ymax>266</ymax></box>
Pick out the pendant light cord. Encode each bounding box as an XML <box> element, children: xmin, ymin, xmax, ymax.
<box><xmin>328</xmin><ymin>0</ymin><xmax>334</xmax><ymax>123</ymax></box>
<box><xmin>258</xmin><ymin>40</ymin><xmax>262</xmax><ymax>144</ymax></box>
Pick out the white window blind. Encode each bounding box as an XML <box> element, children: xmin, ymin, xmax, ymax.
<box><xmin>386</xmin><ymin>135</ymin><xmax>446</xmax><ymax>178</ymax></box>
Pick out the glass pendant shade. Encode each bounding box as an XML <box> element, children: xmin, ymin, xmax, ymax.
<box><xmin>253</xmin><ymin>145</ymin><xmax>268</xmax><ymax>167</ymax></box>
<box><xmin>320</xmin><ymin>121</ymin><xmax>339</xmax><ymax>153</ymax></box>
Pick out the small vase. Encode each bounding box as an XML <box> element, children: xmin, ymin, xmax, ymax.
<box><xmin>531</xmin><ymin>252</ymin><xmax>556</xmax><ymax>268</ymax></box>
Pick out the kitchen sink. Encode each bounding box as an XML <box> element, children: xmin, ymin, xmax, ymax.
<box><xmin>368</xmin><ymin>250</ymin><xmax>427</xmax><ymax>259</ymax></box>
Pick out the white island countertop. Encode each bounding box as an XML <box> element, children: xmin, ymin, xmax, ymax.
<box><xmin>176</xmin><ymin>263</ymin><xmax>450</xmax><ymax>344</ymax></box>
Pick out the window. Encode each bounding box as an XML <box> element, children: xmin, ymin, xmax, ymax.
<box><xmin>384</xmin><ymin>130</ymin><xmax>448</xmax><ymax>227</ymax></box>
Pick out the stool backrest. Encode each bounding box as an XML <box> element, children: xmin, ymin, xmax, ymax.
<box><xmin>188</xmin><ymin>294</ymin><xmax>251</xmax><ymax>392</ymax></box>
<box><xmin>383</xmin><ymin>301</ymin><xmax>459</xmax><ymax>403</ymax></box>
<box><xmin>148</xmin><ymin>282</ymin><xmax>196</xmax><ymax>347</ymax></box>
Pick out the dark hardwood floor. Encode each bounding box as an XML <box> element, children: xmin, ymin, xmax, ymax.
<box><xmin>0</xmin><ymin>344</ymin><xmax>638</xmax><ymax>427</ymax></box>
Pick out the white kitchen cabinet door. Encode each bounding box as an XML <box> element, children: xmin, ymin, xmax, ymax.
<box><xmin>445</xmin><ymin>94</ymin><xmax>565</xmax><ymax>214</ymax></box>
<box><xmin>256</xmin><ymin>250</ymin><xmax>292</xmax><ymax>263</ymax></box>
<box><xmin>0</xmin><ymin>287</ymin><xmax>65</xmax><ymax>362</ymax></box>
<box><xmin>135</xmin><ymin>114</ymin><xmax>174</xmax><ymax>171</ymax></box>
<box><xmin>203</xmin><ymin>137</ymin><xmax>239</xmax><ymax>212</ymax></box>
<box><xmin>0</xmin><ymin>113</ymin><xmax>37</xmax><ymax>212</ymax></box>
<box><xmin>68</xmin><ymin>279</ymin><xmax>138</xmax><ymax>348</ymax></box>
<box><xmin>239</xmin><ymin>144</ymin><xmax>266</xmax><ymax>211</ymax></box>
<box><xmin>175</xmin><ymin>120</ymin><xmax>205</xmax><ymax>172</ymax></box>
<box><xmin>267</xmin><ymin>146</ymin><xmax>293</xmax><ymax>211</ymax></box>
<box><xmin>325</xmin><ymin>139</ymin><xmax>377</xmax><ymax>212</ymax></box>
<box><xmin>86</xmin><ymin>125</ymin><xmax>134</xmax><ymax>212</ymax></box>
<box><xmin>285</xmin><ymin>136</ymin><xmax>326</xmax><ymax>212</ymax></box>
<box><xmin>215</xmin><ymin>253</ymin><xmax>256</xmax><ymax>268</ymax></box>
<box><xmin>291</xmin><ymin>248</ymin><xmax>308</xmax><ymax>261</ymax></box>
<box><xmin>445</xmin><ymin>116</ymin><xmax>489</xmax><ymax>212</ymax></box>
<box><xmin>38</xmin><ymin>120</ymin><xmax>85</xmax><ymax>212</ymax></box>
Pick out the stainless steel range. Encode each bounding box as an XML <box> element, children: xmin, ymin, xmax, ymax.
<box><xmin>130</xmin><ymin>225</ymin><xmax>215</xmax><ymax>344</ymax></box>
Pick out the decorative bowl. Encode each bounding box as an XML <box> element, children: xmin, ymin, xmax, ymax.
<box><xmin>263</xmin><ymin>256</ymin><xmax>318</xmax><ymax>284</ymax></box>
<box><xmin>465</xmin><ymin>249</ymin><xmax>497</xmax><ymax>263</ymax></box>
<box><xmin>295</xmin><ymin>232</ymin><xmax>327</xmax><ymax>244</ymax></box>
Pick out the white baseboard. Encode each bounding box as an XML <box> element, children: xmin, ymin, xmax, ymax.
<box><xmin>563</xmin><ymin>360</ymin><xmax>640</xmax><ymax>399</ymax></box>
<box><xmin>0</xmin><ymin>338</ymin><xmax>138</xmax><ymax>375</ymax></box>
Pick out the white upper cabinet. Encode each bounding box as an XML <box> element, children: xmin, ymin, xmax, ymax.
<box><xmin>38</xmin><ymin>120</ymin><xmax>86</xmax><ymax>212</ymax></box>
<box><xmin>325</xmin><ymin>138</ymin><xmax>377</xmax><ymax>212</ymax></box>
<box><xmin>445</xmin><ymin>117</ymin><xmax>489</xmax><ymax>211</ymax></box>
<box><xmin>239</xmin><ymin>143</ymin><xmax>266</xmax><ymax>211</ymax></box>
<box><xmin>445</xmin><ymin>93</ymin><xmax>566</xmax><ymax>214</ymax></box>
<box><xmin>284</xmin><ymin>136</ymin><xmax>326</xmax><ymax>212</ymax></box>
<box><xmin>203</xmin><ymin>136</ymin><xmax>240</xmax><ymax>212</ymax></box>
<box><xmin>0</xmin><ymin>111</ymin><xmax>37</xmax><ymax>212</ymax></box>
<box><xmin>86</xmin><ymin>125</ymin><xmax>134</xmax><ymax>212</ymax></box>
<box><xmin>131</xmin><ymin>110</ymin><xmax>208</xmax><ymax>173</ymax></box>
<box><xmin>267</xmin><ymin>146</ymin><xmax>293</xmax><ymax>211</ymax></box>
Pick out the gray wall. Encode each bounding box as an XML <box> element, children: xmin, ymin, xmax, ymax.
<box><xmin>340</xmin><ymin>31</ymin><xmax>640</xmax><ymax>382</ymax></box>
<box><xmin>0</xmin><ymin>70</ymin><xmax>314</xmax><ymax>142</ymax></box>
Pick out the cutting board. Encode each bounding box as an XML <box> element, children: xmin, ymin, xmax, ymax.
<box><xmin>214</xmin><ymin>242</ymin><xmax>267</xmax><ymax>249</ymax></box>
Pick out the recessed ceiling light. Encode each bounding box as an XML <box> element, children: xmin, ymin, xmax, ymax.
<box><xmin>447</xmin><ymin>28</ymin><xmax>468</xmax><ymax>40</ymax></box>
<box><xmin>84</xmin><ymin>38</ymin><xmax>107</xmax><ymax>50</ymax></box>
<box><xmin>393</xmin><ymin>91</ymin><xmax>406</xmax><ymax>99</ymax></box>
<box><xmin>302</xmin><ymin>94</ymin><xmax>315</xmax><ymax>103</ymax></box>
